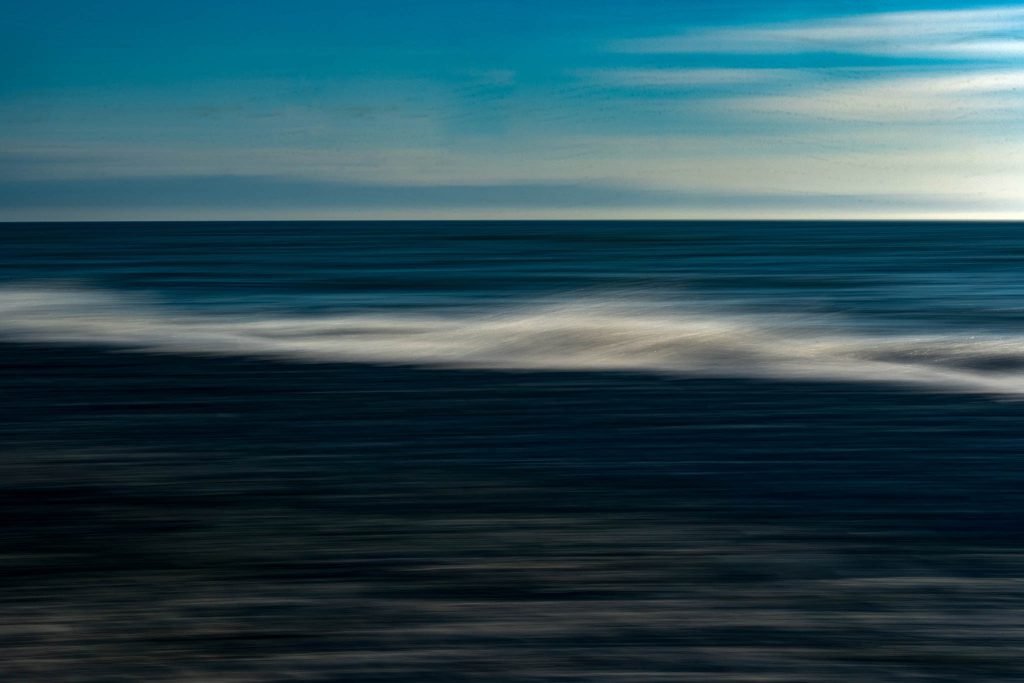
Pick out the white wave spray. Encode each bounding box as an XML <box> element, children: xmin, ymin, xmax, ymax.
<box><xmin>2</xmin><ymin>284</ymin><xmax>1024</xmax><ymax>395</ymax></box>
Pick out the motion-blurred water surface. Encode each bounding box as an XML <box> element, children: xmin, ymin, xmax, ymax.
<box><xmin>3</xmin><ymin>221</ymin><xmax>1024</xmax><ymax>681</ymax></box>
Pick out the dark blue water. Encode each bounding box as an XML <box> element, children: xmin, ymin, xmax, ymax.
<box><xmin>7</xmin><ymin>221</ymin><xmax>1024</xmax><ymax>324</ymax></box>
<box><xmin>3</xmin><ymin>221</ymin><xmax>1024</xmax><ymax>681</ymax></box>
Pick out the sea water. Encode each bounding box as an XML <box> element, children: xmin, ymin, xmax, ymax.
<box><xmin>3</xmin><ymin>220</ymin><xmax>1024</xmax><ymax>681</ymax></box>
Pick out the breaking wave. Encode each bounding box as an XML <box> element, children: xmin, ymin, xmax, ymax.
<box><xmin>2</xmin><ymin>284</ymin><xmax>1024</xmax><ymax>395</ymax></box>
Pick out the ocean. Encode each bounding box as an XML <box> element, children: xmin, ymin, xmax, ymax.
<box><xmin>3</xmin><ymin>220</ymin><xmax>1024</xmax><ymax>681</ymax></box>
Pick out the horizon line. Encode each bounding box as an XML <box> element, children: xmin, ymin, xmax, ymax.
<box><xmin>4</xmin><ymin>217</ymin><xmax>1024</xmax><ymax>225</ymax></box>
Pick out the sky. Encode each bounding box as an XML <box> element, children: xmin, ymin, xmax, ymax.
<box><xmin>2</xmin><ymin>0</ymin><xmax>1023</xmax><ymax>220</ymax></box>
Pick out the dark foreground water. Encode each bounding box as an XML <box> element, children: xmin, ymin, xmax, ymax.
<box><xmin>3</xmin><ymin>221</ymin><xmax>1024</xmax><ymax>681</ymax></box>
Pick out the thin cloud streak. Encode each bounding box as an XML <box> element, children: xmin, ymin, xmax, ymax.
<box><xmin>616</xmin><ymin>5</ymin><xmax>1024</xmax><ymax>59</ymax></box>
<box><xmin>579</xmin><ymin>68</ymin><xmax>802</xmax><ymax>88</ymax></box>
<box><xmin>715</xmin><ymin>69</ymin><xmax>1024</xmax><ymax>123</ymax></box>
<box><xmin>0</xmin><ymin>174</ymin><xmax>1001</xmax><ymax>218</ymax></box>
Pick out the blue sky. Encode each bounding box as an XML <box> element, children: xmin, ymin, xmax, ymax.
<box><xmin>2</xmin><ymin>0</ymin><xmax>1023</xmax><ymax>220</ymax></box>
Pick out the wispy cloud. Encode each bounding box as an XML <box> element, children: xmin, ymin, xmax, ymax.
<box><xmin>719</xmin><ymin>68</ymin><xmax>1024</xmax><ymax>123</ymax></box>
<box><xmin>616</xmin><ymin>6</ymin><xmax>1024</xmax><ymax>59</ymax></box>
<box><xmin>579</xmin><ymin>68</ymin><xmax>802</xmax><ymax>89</ymax></box>
<box><xmin>2</xmin><ymin>173</ymin><xmax>1005</xmax><ymax>222</ymax></box>
<box><xmin>602</xmin><ymin>7</ymin><xmax>1024</xmax><ymax>129</ymax></box>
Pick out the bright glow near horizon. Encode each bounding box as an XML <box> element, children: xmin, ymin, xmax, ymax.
<box><xmin>2</xmin><ymin>1</ymin><xmax>1023</xmax><ymax>220</ymax></box>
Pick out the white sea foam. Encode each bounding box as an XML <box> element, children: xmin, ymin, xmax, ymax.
<box><xmin>2</xmin><ymin>284</ymin><xmax>1024</xmax><ymax>395</ymax></box>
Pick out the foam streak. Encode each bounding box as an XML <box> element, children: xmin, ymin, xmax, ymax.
<box><xmin>2</xmin><ymin>285</ymin><xmax>1023</xmax><ymax>395</ymax></box>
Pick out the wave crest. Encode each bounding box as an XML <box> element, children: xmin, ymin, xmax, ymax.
<box><xmin>1</xmin><ymin>285</ymin><xmax>1023</xmax><ymax>395</ymax></box>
